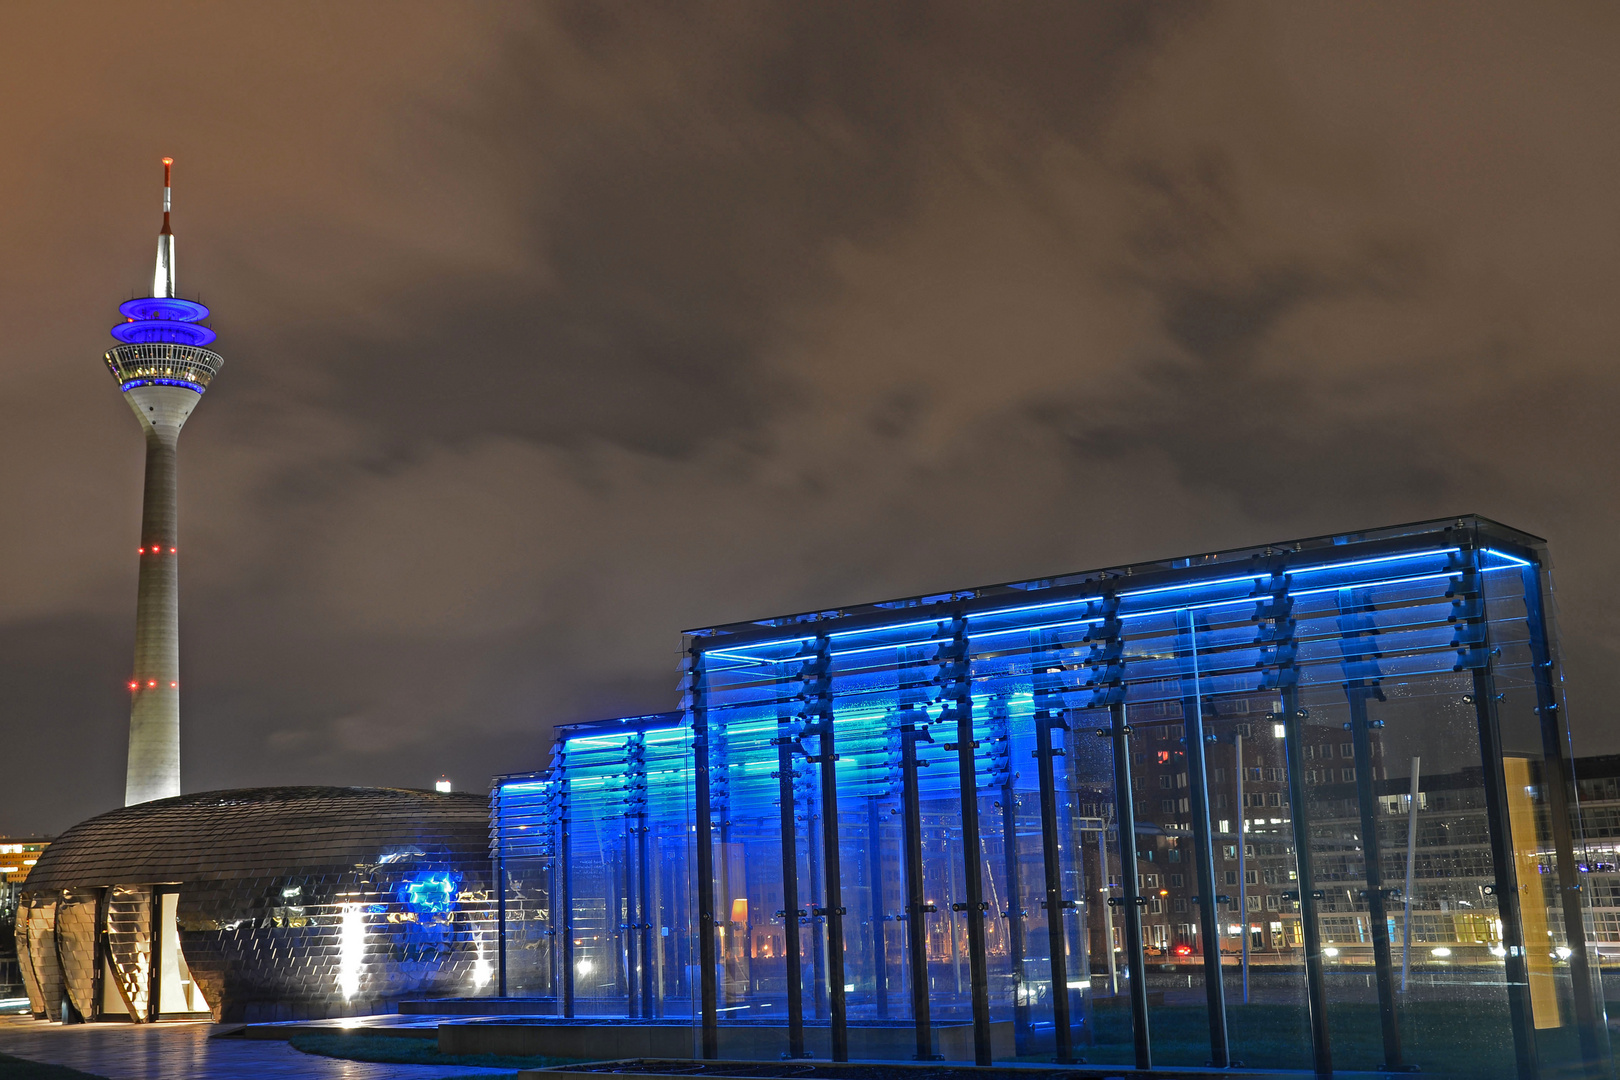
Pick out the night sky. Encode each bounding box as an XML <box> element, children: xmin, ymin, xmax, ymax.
<box><xmin>4</xmin><ymin>3</ymin><xmax>1618</xmax><ymax>835</ymax></box>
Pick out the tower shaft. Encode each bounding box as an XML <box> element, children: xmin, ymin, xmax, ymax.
<box><xmin>126</xmin><ymin>421</ymin><xmax>181</xmax><ymax>805</ymax></box>
<box><xmin>107</xmin><ymin>157</ymin><xmax>222</xmax><ymax>807</ymax></box>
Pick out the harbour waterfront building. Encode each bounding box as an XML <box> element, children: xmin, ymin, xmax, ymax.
<box><xmin>106</xmin><ymin>158</ymin><xmax>224</xmax><ymax>806</ymax></box>
<box><xmin>490</xmin><ymin>516</ymin><xmax>1610</xmax><ymax>1078</ymax></box>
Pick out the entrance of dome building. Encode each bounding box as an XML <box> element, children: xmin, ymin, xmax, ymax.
<box><xmin>85</xmin><ymin>884</ymin><xmax>210</xmax><ymax>1022</ymax></box>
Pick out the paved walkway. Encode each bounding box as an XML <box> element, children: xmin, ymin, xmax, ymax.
<box><xmin>0</xmin><ymin>1017</ymin><xmax>511</xmax><ymax>1079</ymax></box>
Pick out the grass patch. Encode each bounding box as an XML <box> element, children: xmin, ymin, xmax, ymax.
<box><xmin>0</xmin><ymin>1053</ymin><xmax>107</xmax><ymax>1080</ymax></box>
<box><xmin>289</xmin><ymin>1031</ymin><xmax>582</xmax><ymax>1071</ymax></box>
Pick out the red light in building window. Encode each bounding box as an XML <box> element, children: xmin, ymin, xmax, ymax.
<box><xmin>1157</xmin><ymin>751</ymin><xmax>1170</xmax><ymax>764</ymax></box>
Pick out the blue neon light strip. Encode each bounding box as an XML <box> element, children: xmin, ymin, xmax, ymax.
<box><xmin>706</xmin><ymin>555</ymin><xmax>1527</xmax><ymax>667</ymax></box>
<box><xmin>120</xmin><ymin>377</ymin><xmax>205</xmax><ymax>393</ymax></box>
<box><xmin>707</xmin><ymin>547</ymin><xmax>1469</xmax><ymax>660</ymax></box>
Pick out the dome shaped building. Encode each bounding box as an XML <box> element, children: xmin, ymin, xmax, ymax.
<box><xmin>14</xmin><ymin>787</ymin><xmax>495</xmax><ymax>1023</ymax></box>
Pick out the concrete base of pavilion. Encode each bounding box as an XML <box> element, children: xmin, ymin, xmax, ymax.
<box><xmin>511</xmin><ymin>1060</ymin><xmax>1416</xmax><ymax>1080</ymax></box>
<box><xmin>435</xmin><ymin>1017</ymin><xmax>1015</xmax><ymax>1062</ymax></box>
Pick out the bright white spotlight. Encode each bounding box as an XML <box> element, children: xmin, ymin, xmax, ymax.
<box><xmin>338</xmin><ymin>903</ymin><xmax>365</xmax><ymax>1000</ymax></box>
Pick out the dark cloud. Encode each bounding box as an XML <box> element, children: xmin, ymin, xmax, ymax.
<box><xmin>2</xmin><ymin>2</ymin><xmax>1618</xmax><ymax>834</ymax></box>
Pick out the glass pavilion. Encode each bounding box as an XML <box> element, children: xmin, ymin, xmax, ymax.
<box><xmin>490</xmin><ymin>516</ymin><xmax>1608</xmax><ymax>1079</ymax></box>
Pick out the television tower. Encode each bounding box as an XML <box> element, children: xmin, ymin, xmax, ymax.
<box><xmin>104</xmin><ymin>158</ymin><xmax>224</xmax><ymax>806</ymax></box>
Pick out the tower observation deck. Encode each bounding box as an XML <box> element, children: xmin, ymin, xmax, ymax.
<box><xmin>107</xmin><ymin>158</ymin><xmax>223</xmax><ymax>806</ymax></box>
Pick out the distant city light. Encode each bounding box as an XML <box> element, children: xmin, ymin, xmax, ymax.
<box><xmin>1272</xmin><ymin>723</ymin><xmax>1287</xmax><ymax>738</ymax></box>
<box><xmin>435</xmin><ymin>777</ymin><xmax>452</xmax><ymax>793</ymax></box>
<box><xmin>1323</xmin><ymin>947</ymin><xmax>1340</xmax><ymax>958</ymax></box>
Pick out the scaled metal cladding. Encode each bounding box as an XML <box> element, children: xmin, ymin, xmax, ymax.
<box><xmin>15</xmin><ymin>787</ymin><xmax>496</xmax><ymax>1023</ymax></box>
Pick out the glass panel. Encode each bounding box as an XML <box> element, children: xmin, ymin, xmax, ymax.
<box><xmin>669</xmin><ymin>519</ymin><xmax>1612</xmax><ymax>1074</ymax></box>
<box><xmin>1296</xmin><ymin>565</ymin><xmax>1516</xmax><ymax>1078</ymax></box>
<box><xmin>1070</xmin><ymin>704</ymin><xmax>1131</xmax><ymax>1064</ymax></box>
<box><xmin>156</xmin><ymin>891</ymin><xmax>207</xmax><ymax>1014</ymax></box>
<box><xmin>1206</xmin><ymin>702</ymin><xmax>1312</xmax><ymax>1068</ymax></box>
<box><xmin>1486</xmin><ymin>555</ymin><xmax>1609</xmax><ymax>1076</ymax></box>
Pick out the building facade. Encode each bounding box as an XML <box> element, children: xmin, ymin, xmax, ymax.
<box><xmin>491</xmin><ymin>516</ymin><xmax>1609</xmax><ymax>1079</ymax></box>
<box><xmin>15</xmin><ymin>787</ymin><xmax>494</xmax><ymax>1023</ymax></box>
<box><xmin>1</xmin><ymin>838</ymin><xmax>51</xmax><ymax>1004</ymax></box>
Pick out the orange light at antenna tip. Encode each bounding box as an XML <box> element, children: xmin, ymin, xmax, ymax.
<box><xmin>162</xmin><ymin>157</ymin><xmax>174</xmax><ymax>165</ymax></box>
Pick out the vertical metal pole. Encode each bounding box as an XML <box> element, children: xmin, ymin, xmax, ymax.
<box><xmin>623</xmin><ymin>816</ymin><xmax>637</xmax><ymax>1016</ymax></box>
<box><xmin>1261</xmin><ymin>559</ymin><xmax>1332</xmax><ymax>1080</ymax></box>
<box><xmin>1402</xmin><ymin>757</ymin><xmax>1420</xmax><ymax>994</ymax></box>
<box><xmin>807</xmin><ymin>814</ymin><xmax>827</xmax><ymax>1020</ymax></box>
<box><xmin>1522</xmin><ymin>560</ymin><xmax>1607</xmax><ymax>1071</ymax></box>
<box><xmin>1338</xmin><ymin>587</ymin><xmax>1403</xmax><ymax>1069</ymax></box>
<box><xmin>91</xmin><ymin>888</ymin><xmax>108</xmax><ymax>1023</ymax></box>
<box><xmin>1002</xmin><ymin>771</ymin><xmax>1028</xmax><ymax>1046</ymax></box>
<box><xmin>1282</xmin><ymin>690</ymin><xmax>1333</xmax><ymax>1079</ymax></box>
<box><xmin>548</xmin><ymin>809</ymin><xmax>559</xmax><ymax>1009</ymax></box>
<box><xmin>493</xmin><ymin>784</ymin><xmax>508</xmax><ymax>999</ymax></box>
<box><xmin>900</xmin><ymin>713</ymin><xmax>934</xmax><ymax>1060</ymax></box>
<box><xmin>147</xmin><ymin>886</ymin><xmax>162</xmax><ymax>1022</ymax></box>
<box><xmin>1099</xmin><ymin>827</ymin><xmax>1117</xmax><ymax>997</ymax></box>
<box><xmin>1346</xmin><ymin>683</ymin><xmax>1402</xmax><ymax>1068</ymax></box>
<box><xmin>1474</xmin><ymin>662</ymin><xmax>1539</xmax><ymax>1080</ymax></box>
<box><xmin>804</xmin><ymin>634</ymin><xmax>848</xmax><ymax>1062</ymax></box>
<box><xmin>1460</xmin><ymin>549</ymin><xmax>1538</xmax><ymax>1080</ymax></box>
<box><xmin>1235</xmin><ymin>731</ymin><xmax>1248</xmax><ymax>1004</ymax></box>
<box><xmin>818</xmin><ymin>733</ymin><xmax>849</xmax><ymax>1062</ymax></box>
<box><xmin>1110</xmin><ymin>700</ymin><xmax>1152</xmax><ymax>1071</ymax></box>
<box><xmin>639</xmin><ymin>807</ymin><xmax>653</xmax><ymax>1019</ymax></box>
<box><xmin>561</xmin><ymin>780</ymin><xmax>575</xmax><ymax>1019</ymax></box>
<box><xmin>689</xmin><ymin>647</ymin><xmax>719</xmax><ymax>1058</ymax></box>
<box><xmin>943</xmin><ymin>614</ymin><xmax>994</xmax><ymax>1066</ymax></box>
<box><xmin>867</xmin><ymin>796</ymin><xmax>890</xmax><ymax>1019</ymax></box>
<box><xmin>496</xmin><ymin>850</ymin><xmax>508</xmax><ymax>998</ymax></box>
<box><xmin>1035</xmin><ymin>710</ymin><xmax>1073</xmax><ymax>1062</ymax></box>
<box><xmin>777</xmin><ymin>718</ymin><xmax>806</xmax><ymax>1058</ymax></box>
<box><xmin>1181</xmin><ymin>611</ymin><xmax>1230</xmax><ymax>1067</ymax></box>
